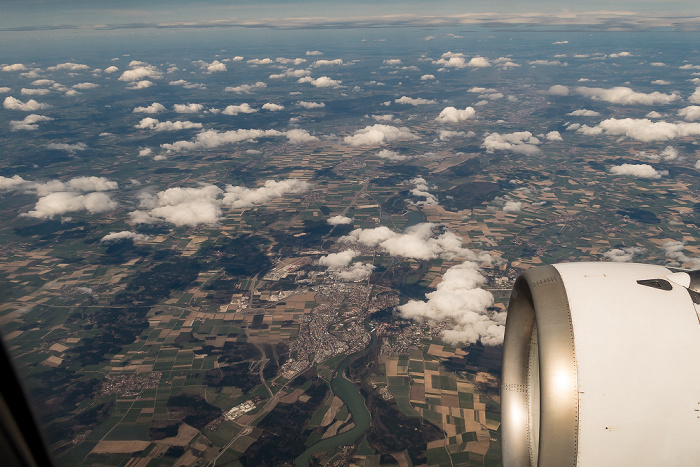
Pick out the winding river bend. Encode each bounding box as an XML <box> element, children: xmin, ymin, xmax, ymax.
<box><xmin>295</xmin><ymin>333</ymin><xmax>376</xmax><ymax>466</ymax></box>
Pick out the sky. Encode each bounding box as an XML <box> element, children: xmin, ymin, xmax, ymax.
<box><xmin>2</xmin><ymin>1</ymin><xmax>700</xmax><ymax>31</ymax></box>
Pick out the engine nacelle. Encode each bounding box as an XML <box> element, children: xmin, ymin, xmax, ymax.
<box><xmin>501</xmin><ymin>263</ymin><xmax>700</xmax><ymax>466</ymax></box>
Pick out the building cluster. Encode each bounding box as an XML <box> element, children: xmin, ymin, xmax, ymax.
<box><xmin>98</xmin><ymin>371</ymin><xmax>162</xmax><ymax>397</ymax></box>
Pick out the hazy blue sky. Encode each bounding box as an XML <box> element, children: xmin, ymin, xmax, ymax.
<box><xmin>2</xmin><ymin>1</ymin><xmax>700</xmax><ymax>30</ymax></box>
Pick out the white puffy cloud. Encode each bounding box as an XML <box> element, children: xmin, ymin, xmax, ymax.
<box><xmin>548</xmin><ymin>85</ymin><xmax>569</xmax><ymax>96</ymax></box>
<box><xmin>222</xmin><ymin>103</ymin><xmax>257</xmax><ymax>115</ymax></box>
<box><xmin>275</xmin><ymin>57</ymin><xmax>307</xmax><ymax>66</ymax></box>
<box><xmin>689</xmin><ymin>88</ymin><xmax>700</xmax><ymax>104</ymax></box>
<box><xmin>0</xmin><ymin>87</ymin><xmax>11</xmax><ymax>93</ymax></box>
<box><xmin>435</xmin><ymin>106</ymin><xmax>476</xmax><ymax>123</ymax></box>
<box><xmin>574</xmin><ymin>86</ymin><xmax>679</xmax><ymax>105</ymax></box>
<box><xmin>383</xmin><ymin>59</ymin><xmax>402</xmax><ymax>65</ymax></box>
<box><xmin>344</xmin><ymin>124</ymin><xmax>418</xmax><ymax>146</ymax></box>
<box><xmin>340</xmin><ymin>223</ymin><xmax>492</xmax><ymax>262</ymax></box>
<box><xmin>104</xmin><ymin>65</ymin><xmax>119</xmax><ymax>73</ymax></box>
<box><xmin>10</xmin><ymin>114</ymin><xmax>53</xmax><ymax>131</ymax></box>
<box><xmin>198</xmin><ymin>60</ymin><xmax>227</xmax><ymax>73</ymax></box>
<box><xmin>578</xmin><ymin>118</ymin><xmax>700</xmax><ymax>142</ymax></box>
<box><xmin>131</xmin><ymin>185</ymin><xmax>223</xmax><ymax>226</ymax></box>
<box><xmin>502</xmin><ymin>201</ymin><xmax>522</xmax><ymax>212</ymax></box>
<box><xmin>439</xmin><ymin>130</ymin><xmax>469</xmax><ymax>141</ymax></box>
<box><xmin>482</xmin><ymin>131</ymin><xmax>541</xmax><ymax>154</ymax></box>
<box><xmin>546</xmin><ymin>131</ymin><xmax>563</xmax><ymax>141</ymax></box>
<box><xmin>119</xmin><ymin>65</ymin><xmax>162</xmax><ymax>82</ymax></box>
<box><xmin>299</xmin><ymin>101</ymin><xmax>325</xmax><ymax>109</ymax></box>
<box><xmin>395</xmin><ymin>96</ymin><xmax>437</xmax><ymax>105</ymax></box>
<box><xmin>467</xmin><ymin>57</ymin><xmax>491</xmax><ymax>67</ymax></box>
<box><xmin>678</xmin><ymin>106</ymin><xmax>700</xmax><ymax>121</ymax></box>
<box><xmin>73</xmin><ymin>82</ymin><xmax>99</xmax><ymax>90</ymax></box>
<box><xmin>21</xmin><ymin>88</ymin><xmax>50</xmax><ymax>96</ymax></box>
<box><xmin>26</xmin><ymin>192</ymin><xmax>117</xmax><ymax>219</ymax></box>
<box><xmin>306</xmin><ymin>50</ymin><xmax>323</xmax><ymax>56</ymax></box>
<box><xmin>337</xmin><ymin>262</ymin><xmax>375</xmax><ymax>281</ymax></box>
<box><xmin>222</xmin><ymin>179</ymin><xmax>311</xmax><ymax>208</ymax></box>
<box><xmin>319</xmin><ymin>249</ymin><xmax>358</xmax><ymax>269</ymax></box>
<box><xmin>636</xmin><ymin>146</ymin><xmax>678</xmax><ymax>162</ymax></box>
<box><xmin>133</xmin><ymin>102</ymin><xmax>166</xmax><ymax>114</ymax></box>
<box><xmin>48</xmin><ymin>62</ymin><xmax>89</xmax><ymax>71</ymax></box>
<box><xmin>161</xmin><ymin>128</ymin><xmax>315</xmax><ymax>152</ymax></box>
<box><xmin>139</xmin><ymin>148</ymin><xmax>152</xmax><ymax>157</ymax></box>
<box><xmin>603</xmin><ymin>247</ymin><xmax>645</xmax><ymax>262</ymax></box>
<box><xmin>169</xmin><ymin>79</ymin><xmax>206</xmax><ymax>90</ymax></box>
<box><xmin>247</xmin><ymin>58</ymin><xmax>274</xmax><ymax>65</ymax></box>
<box><xmin>327</xmin><ymin>215</ymin><xmax>352</xmax><ymax>225</ymax></box>
<box><xmin>285</xmin><ymin>129</ymin><xmax>319</xmax><ymax>143</ymax></box>
<box><xmin>609</xmin><ymin>164</ymin><xmax>667</xmax><ymax>179</ymax></box>
<box><xmin>375</xmin><ymin>149</ymin><xmax>408</xmax><ymax>161</ymax></box>
<box><xmin>433</xmin><ymin>52</ymin><xmax>490</xmax><ymax>69</ymax></box>
<box><xmin>663</xmin><ymin>241</ymin><xmax>700</xmax><ymax>268</ymax></box>
<box><xmin>567</xmin><ymin>109</ymin><xmax>600</xmax><ymax>116</ymax></box>
<box><xmin>126</xmin><ymin>80</ymin><xmax>154</xmax><ymax>90</ymax></box>
<box><xmin>2</xmin><ymin>63</ymin><xmax>27</xmax><ymax>72</ymax></box>
<box><xmin>372</xmin><ymin>114</ymin><xmax>393</xmax><ymax>122</ymax></box>
<box><xmin>101</xmin><ymin>231</ymin><xmax>151</xmax><ymax>243</ymax></box>
<box><xmin>135</xmin><ymin>117</ymin><xmax>203</xmax><ymax>132</ymax></box>
<box><xmin>46</xmin><ymin>142</ymin><xmax>87</xmax><ymax>153</ymax></box>
<box><xmin>609</xmin><ymin>51</ymin><xmax>632</xmax><ymax>58</ymax></box>
<box><xmin>3</xmin><ymin>96</ymin><xmax>49</xmax><ymax>111</ymax></box>
<box><xmin>398</xmin><ymin>261</ymin><xmax>503</xmax><ymax>345</ymax></box>
<box><xmin>297</xmin><ymin>76</ymin><xmax>342</xmax><ymax>88</ymax></box>
<box><xmin>0</xmin><ymin>175</ymin><xmax>29</xmax><ymax>191</ymax></box>
<box><xmin>410</xmin><ymin>177</ymin><xmax>438</xmax><ymax>206</ymax></box>
<box><xmin>173</xmin><ymin>103</ymin><xmax>204</xmax><ymax>113</ymax></box>
<box><xmin>225</xmin><ymin>81</ymin><xmax>267</xmax><ymax>93</ymax></box>
<box><xmin>269</xmin><ymin>69</ymin><xmax>310</xmax><ymax>79</ymax></box>
<box><xmin>420</xmin><ymin>74</ymin><xmax>436</xmax><ymax>80</ymax></box>
<box><xmin>651</xmin><ymin>79</ymin><xmax>670</xmax><ymax>85</ymax></box>
<box><xmin>646</xmin><ymin>111</ymin><xmax>663</xmax><ymax>118</ymax></box>
<box><xmin>312</xmin><ymin>59</ymin><xmax>343</xmax><ymax>67</ymax></box>
<box><xmin>529</xmin><ymin>59</ymin><xmax>564</xmax><ymax>66</ymax></box>
<box><xmin>262</xmin><ymin>102</ymin><xmax>284</xmax><ymax>111</ymax></box>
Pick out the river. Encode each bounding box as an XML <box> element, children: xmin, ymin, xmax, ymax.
<box><xmin>294</xmin><ymin>333</ymin><xmax>376</xmax><ymax>466</ymax></box>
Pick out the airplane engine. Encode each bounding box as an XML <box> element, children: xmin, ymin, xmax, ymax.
<box><xmin>501</xmin><ymin>262</ymin><xmax>700</xmax><ymax>466</ymax></box>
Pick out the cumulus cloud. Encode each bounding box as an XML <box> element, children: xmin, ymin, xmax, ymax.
<box><xmin>269</xmin><ymin>69</ymin><xmax>310</xmax><ymax>79</ymax></box>
<box><xmin>126</xmin><ymin>80</ymin><xmax>154</xmax><ymax>90</ymax></box>
<box><xmin>222</xmin><ymin>179</ymin><xmax>311</xmax><ymax>208</ymax></box>
<box><xmin>663</xmin><ymin>241</ymin><xmax>700</xmax><ymax>268</ymax></box>
<box><xmin>678</xmin><ymin>106</ymin><xmax>700</xmax><ymax>121</ymax></box>
<box><xmin>222</xmin><ymin>103</ymin><xmax>257</xmax><ymax>115</ymax></box>
<box><xmin>546</xmin><ymin>131</ymin><xmax>563</xmax><ymax>141</ymax></box>
<box><xmin>435</xmin><ymin>106</ymin><xmax>476</xmax><ymax>123</ymax></box>
<box><xmin>574</xmin><ymin>86</ymin><xmax>679</xmax><ymax>105</ymax></box>
<box><xmin>262</xmin><ymin>102</ymin><xmax>284</xmax><ymax>111</ymax></box>
<box><xmin>319</xmin><ymin>249</ymin><xmax>359</xmax><ymax>269</ymax></box>
<box><xmin>299</xmin><ymin>101</ymin><xmax>325</xmax><ymax>109</ymax></box>
<box><xmin>73</xmin><ymin>82</ymin><xmax>99</xmax><ymax>90</ymax></box>
<box><xmin>340</xmin><ymin>223</ymin><xmax>492</xmax><ymax>263</ymax></box>
<box><xmin>439</xmin><ymin>130</ymin><xmax>469</xmax><ymax>141</ymax></box>
<box><xmin>104</xmin><ymin>65</ymin><xmax>119</xmax><ymax>73</ymax></box>
<box><xmin>225</xmin><ymin>81</ymin><xmax>267</xmax><ymax>93</ymax></box>
<box><xmin>337</xmin><ymin>262</ymin><xmax>375</xmax><ymax>281</ymax></box>
<box><xmin>502</xmin><ymin>200</ymin><xmax>522</xmax><ymax>212</ymax></box>
<box><xmin>197</xmin><ymin>60</ymin><xmax>227</xmax><ymax>73</ymax></box>
<box><xmin>529</xmin><ymin>59</ymin><xmax>564</xmax><ymax>66</ymax></box>
<box><xmin>306</xmin><ymin>50</ymin><xmax>323</xmax><ymax>56</ymax></box>
<box><xmin>567</xmin><ymin>108</ymin><xmax>600</xmax><ymax>116</ymax></box>
<box><xmin>609</xmin><ymin>51</ymin><xmax>632</xmax><ymax>58</ymax></box>
<box><xmin>119</xmin><ymin>64</ymin><xmax>162</xmax><ymax>82</ymax></box>
<box><xmin>161</xmin><ymin>128</ymin><xmax>315</xmax><ymax>152</ymax></box>
<box><xmin>328</xmin><ymin>215</ymin><xmax>352</xmax><ymax>225</ymax></box>
<box><xmin>689</xmin><ymin>88</ymin><xmax>700</xmax><ymax>104</ymax></box>
<box><xmin>467</xmin><ymin>57</ymin><xmax>491</xmax><ymax>67</ymax></box>
<box><xmin>3</xmin><ymin>96</ymin><xmax>49</xmax><ymax>111</ymax></box>
<box><xmin>312</xmin><ymin>59</ymin><xmax>343</xmax><ymax>67</ymax></box>
<box><xmin>410</xmin><ymin>177</ymin><xmax>438</xmax><ymax>206</ymax></box>
<box><xmin>375</xmin><ymin>149</ymin><xmax>409</xmax><ymax>161</ymax></box>
<box><xmin>482</xmin><ymin>131</ymin><xmax>541</xmax><ymax>155</ymax></box>
<box><xmin>130</xmin><ymin>185</ymin><xmax>223</xmax><ymax>226</ymax></box>
<box><xmin>48</xmin><ymin>62</ymin><xmax>89</xmax><ymax>71</ymax></box>
<box><xmin>134</xmin><ymin>117</ymin><xmax>203</xmax><ymax>132</ymax></box>
<box><xmin>548</xmin><ymin>85</ymin><xmax>569</xmax><ymax>96</ymax></box>
<box><xmin>173</xmin><ymin>103</ymin><xmax>204</xmax><ymax>113</ymax></box>
<box><xmin>344</xmin><ymin>124</ymin><xmax>418</xmax><ymax>146</ymax></box>
<box><xmin>395</xmin><ymin>96</ymin><xmax>437</xmax><ymax>105</ymax></box>
<box><xmin>421</xmin><ymin>74</ymin><xmax>436</xmax><ymax>80</ymax></box>
<box><xmin>10</xmin><ymin>114</ymin><xmax>53</xmax><ymax>131</ymax></box>
<box><xmin>398</xmin><ymin>261</ymin><xmax>503</xmax><ymax>345</ymax></box>
<box><xmin>635</xmin><ymin>146</ymin><xmax>678</xmax><ymax>162</ymax></box>
<box><xmin>26</xmin><ymin>192</ymin><xmax>117</xmax><ymax>219</ymax></box>
<box><xmin>609</xmin><ymin>163</ymin><xmax>667</xmax><ymax>179</ymax></box>
<box><xmin>603</xmin><ymin>246</ymin><xmax>645</xmax><ymax>262</ymax></box>
<box><xmin>46</xmin><ymin>142</ymin><xmax>87</xmax><ymax>153</ymax></box>
<box><xmin>2</xmin><ymin>63</ymin><xmax>27</xmax><ymax>72</ymax></box>
<box><xmin>169</xmin><ymin>79</ymin><xmax>206</xmax><ymax>90</ymax></box>
<box><xmin>101</xmin><ymin>231</ymin><xmax>151</xmax><ymax>243</ymax></box>
<box><xmin>133</xmin><ymin>102</ymin><xmax>166</xmax><ymax>114</ymax></box>
<box><xmin>578</xmin><ymin>118</ymin><xmax>700</xmax><ymax>142</ymax></box>
<box><xmin>21</xmin><ymin>88</ymin><xmax>50</xmax><ymax>96</ymax></box>
<box><xmin>297</xmin><ymin>76</ymin><xmax>342</xmax><ymax>88</ymax></box>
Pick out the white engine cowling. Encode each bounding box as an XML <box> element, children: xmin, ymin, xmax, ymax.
<box><xmin>501</xmin><ymin>262</ymin><xmax>700</xmax><ymax>466</ymax></box>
